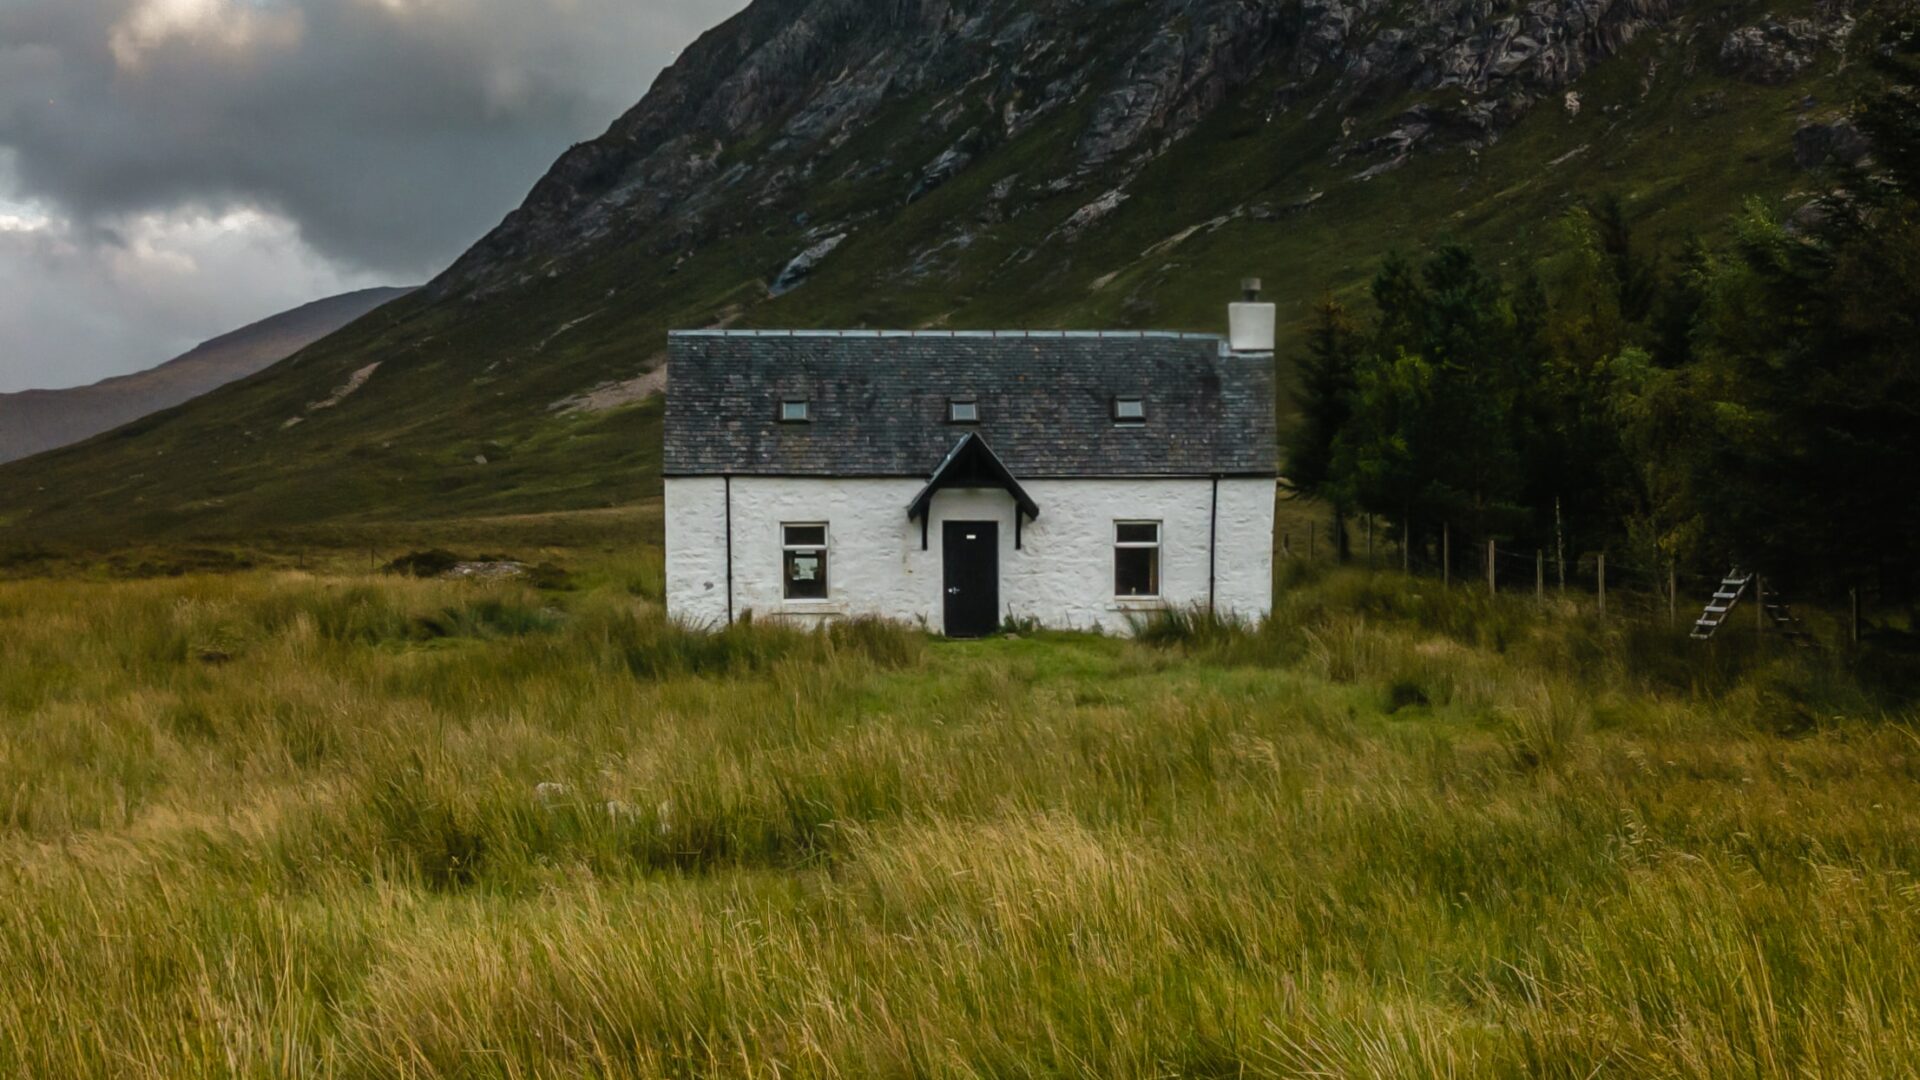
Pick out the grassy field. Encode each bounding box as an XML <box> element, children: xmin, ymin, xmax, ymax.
<box><xmin>3</xmin><ymin>533</ymin><xmax>1918</xmax><ymax>1078</ymax></box>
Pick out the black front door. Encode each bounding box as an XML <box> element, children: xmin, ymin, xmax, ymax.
<box><xmin>942</xmin><ymin>521</ymin><xmax>1000</xmax><ymax>638</ymax></box>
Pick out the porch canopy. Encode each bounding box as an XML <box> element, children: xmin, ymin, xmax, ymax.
<box><xmin>907</xmin><ymin>432</ymin><xmax>1040</xmax><ymax>549</ymax></box>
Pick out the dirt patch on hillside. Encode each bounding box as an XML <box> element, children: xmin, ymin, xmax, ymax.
<box><xmin>550</xmin><ymin>361</ymin><xmax>667</xmax><ymax>415</ymax></box>
<box><xmin>286</xmin><ymin>357</ymin><xmax>384</xmax><ymax>424</ymax></box>
<box><xmin>310</xmin><ymin>361</ymin><xmax>382</xmax><ymax>412</ymax></box>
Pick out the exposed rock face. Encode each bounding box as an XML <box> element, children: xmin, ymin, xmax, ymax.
<box><xmin>427</xmin><ymin>0</ymin><xmax>1712</xmax><ymax>303</ymax></box>
<box><xmin>1076</xmin><ymin>4</ymin><xmax>1288</xmax><ymax>171</ymax></box>
<box><xmin>1053</xmin><ymin>188</ymin><xmax>1131</xmax><ymax>241</ymax></box>
<box><xmin>1795</xmin><ymin>115</ymin><xmax>1873</xmax><ymax>169</ymax></box>
<box><xmin>769</xmin><ymin>233</ymin><xmax>848</xmax><ymax>296</ymax></box>
<box><xmin>911</xmin><ymin>128</ymin><xmax>982</xmax><ymax>201</ymax></box>
<box><xmin>1719</xmin><ymin>6</ymin><xmax>1855</xmax><ymax>85</ymax></box>
<box><xmin>1721</xmin><ymin>19</ymin><xmax>1824</xmax><ymax>83</ymax></box>
<box><xmin>1361</xmin><ymin>0</ymin><xmax>1678</xmax><ymax>96</ymax></box>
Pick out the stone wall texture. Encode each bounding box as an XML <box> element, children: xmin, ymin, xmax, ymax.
<box><xmin>665</xmin><ymin>476</ymin><xmax>1275</xmax><ymax>634</ymax></box>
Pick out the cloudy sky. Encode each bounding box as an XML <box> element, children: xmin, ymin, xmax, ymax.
<box><xmin>0</xmin><ymin>0</ymin><xmax>744</xmax><ymax>392</ymax></box>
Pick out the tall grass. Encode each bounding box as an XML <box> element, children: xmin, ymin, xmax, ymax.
<box><xmin>0</xmin><ymin>564</ymin><xmax>1916</xmax><ymax>1076</ymax></box>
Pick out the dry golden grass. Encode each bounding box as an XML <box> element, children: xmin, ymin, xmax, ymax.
<box><xmin>0</xmin><ymin>561</ymin><xmax>1916</xmax><ymax>1077</ymax></box>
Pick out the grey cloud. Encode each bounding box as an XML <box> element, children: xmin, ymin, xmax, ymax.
<box><xmin>0</xmin><ymin>200</ymin><xmax>385</xmax><ymax>392</ymax></box>
<box><xmin>0</xmin><ymin>0</ymin><xmax>745</xmax><ymax>391</ymax></box>
<box><xmin>0</xmin><ymin>0</ymin><xmax>747</xmax><ymax>277</ymax></box>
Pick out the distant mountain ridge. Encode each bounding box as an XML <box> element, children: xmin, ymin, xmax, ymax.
<box><xmin>0</xmin><ymin>287</ymin><xmax>414</xmax><ymax>465</ymax></box>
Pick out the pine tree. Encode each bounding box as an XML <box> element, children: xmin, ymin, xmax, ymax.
<box><xmin>1650</xmin><ymin>19</ymin><xmax>1920</xmax><ymax>607</ymax></box>
<box><xmin>1415</xmin><ymin>242</ymin><xmax>1528</xmax><ymax>542</ymax></box>
<box><xmin>1283</xmin><ymin>295</ymin><xmax>1362</xmax><ymax>558</ymax></box>
<box><xmin>1331</xmin><ymin>244</ymin><xmax>1530</xmax><ymax>566</ymax></box>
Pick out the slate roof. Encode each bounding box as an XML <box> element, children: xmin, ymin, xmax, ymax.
<box><xmin>663</xmin><ymin>331</ymin><xmax>1277</xmax><ymax>478</ymax></box>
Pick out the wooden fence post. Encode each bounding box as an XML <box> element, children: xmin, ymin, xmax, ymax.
<box><xmin>1309</xmin><ymin>522</ymin><xmax>1317</xmax><ymax>562</ymax></box>
<box><xmin>1366</xmin><ymin>516</ymin><xmax>1374</xmax><ymax>569</ymax></box>
<box><xmin>1668</xmin><ymin>563</ymin><xmax>1678</xmax><ymax>630</ymax></box>
<box><xmin>1555</xmin><ymin>497</ymin><xmax>1567</xmax><ymax>595</ymax></box>
<box><xmin>1597</xmin><ymin>553</ymin><xmax>1607</xmax><ymax>617</ymax></box>
<box><xmin>1487</xmin><ymin>539</ymin><xmax>1497</xmax><ymax>596</ymax></box>
<box><xmin>1443</xmin><ymin>523</ymin><xmax>1451</xmax><ymax>588</ymax></box>
<box><xmin>1282</xmin><ymin>532</ymin><xmax>1291</xmax><ymax>559</ymax></box>
<box><xmin>1756</xmin><ymin>574</ymin><xmax>1766</xmax><ymax>637</ymax></box>
<box><xmin>1403</xmin><ymin>521</ymin><xmax>1410</xmax><ymax>575</ymax></box>
<box><xmin>1536</xmin><ymin>550</ymin><xmax>1545</xmax><ymax>602</ymax></box>
<box><xmin>1851</xmin><ymin>587</ymin><xmax>1861</xmax><ymax>646</ymax></box>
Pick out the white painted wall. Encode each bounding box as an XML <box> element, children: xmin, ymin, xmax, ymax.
<box><xmin>665</xmin><ymin>475</ymin><xmax>1275</xmax><ymax>635</ymax></box>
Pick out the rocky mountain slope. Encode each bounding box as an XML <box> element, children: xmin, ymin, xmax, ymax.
<box><xmin>0</xmin><ymin>288</ymin><xmax>413</xmax><ymax>465</ymax></box>
<box><xmin>0</xmin><ymin>0</ymin><xmax>1879</xmax><ymax>542</ymax></box>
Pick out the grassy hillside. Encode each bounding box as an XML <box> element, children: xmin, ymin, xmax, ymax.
<box><xmin>2</xmin><ymin>550</ymin><xmax>1916</xmax><ymax>1075</ymax></box>
<box><xmin>0</xmin><ymin>0</ymin><xmax>1839</xmax><ymax>546</ymax></box>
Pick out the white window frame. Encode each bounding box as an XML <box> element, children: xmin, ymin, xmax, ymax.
<box><xmin>781</xmin><ymin>522</ymin><xmax>830</xmax><ymax>601</ymax></box>
<box><xmin>1113</xmin><ymin>520</ymin><xmax>1162</xmax><ymax>599</ymax></box>
<box><xmin>780</xmin><ymin>399</ymin><xmax>811</xmax><ymax>423</ymax></box>
<box><xmin>948</xmin><ymin>399</ymin><xmax>980</xmax><ymax>423</ymax></box>
<box><xmin>1113</xmin><ymin>396</ymin><xmax>1147</xmax><ymax>425</ymax></box>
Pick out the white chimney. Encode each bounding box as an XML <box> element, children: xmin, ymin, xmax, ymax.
<box><xmin>1228</xmin><ymin>277</ymin><xmax>1276</xmax><ymax>353</ymax></box>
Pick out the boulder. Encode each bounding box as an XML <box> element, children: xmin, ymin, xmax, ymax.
<box><xmin>1794</xmin><ymin>116</ymin><xmax>1872</xmax><ymax>171</ymax></box>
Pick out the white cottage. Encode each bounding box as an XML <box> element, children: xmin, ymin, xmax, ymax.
<box><xmin>663</xmin><ymin>297</ymin><xmax>1279</xmax><ymax>637</ymax></box>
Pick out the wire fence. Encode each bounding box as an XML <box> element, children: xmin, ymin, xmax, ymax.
<box><xmin>1274</xmin><ymin>517</ymin><xmax>1869</xmax><ymax>645</ymax></box>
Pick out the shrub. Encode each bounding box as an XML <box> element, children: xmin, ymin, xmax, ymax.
<box><xmin>825</xmin><ymin>615</ymin><xmax>926</xmax><ymax>669</ymax></box>
<box><xmin>383</xmin><ymin>549</ymin><xmax>462</xmax><ymax>578</ymax></box>
<box><xmin>1385</xmin><ymin>678</ymin><xmax>1430</xmax><ymax>712</ymax></box>
<box><xmin>524</xmin><ymin>562</ymin><xmax>575</xmax><ymax>591</ymax></box>
<box><xmin>586</xmin><ymin>609</ymin><xmax>925</xmax><ymax>680</ymax></box>
<box><xmin>365</xmin><ymin>757</ymin><xmax>491</xmax><ymax>890</ymax></box>
<box><xmin>408</xmin><ymin>598</ymin><xmax>561</xmax><ymax>641</ymax></box>
<box><xmin>1497</xmin><ymin>679</ymin><xmax>1591</xmax><ymax>770</ymax></box>
<box><xmin>0</xmin><ymin>546</ymin><xmax>58</xmax><ymax>575</ymax></box>
<box><xmin>1129</xmin><ymin>604</ymin><xmax>1252</xmax><ymax>650</ymax></box>
<box><xmin>104</xmin><ymin>548</ymin><xmax>255</xmax><ymax>579</ymax></box>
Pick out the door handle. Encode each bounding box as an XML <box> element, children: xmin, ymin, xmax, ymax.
<box><xmin>946</xmin><ymin>587</ymin><xmax>961</xmax><ymax>595</ymax></box>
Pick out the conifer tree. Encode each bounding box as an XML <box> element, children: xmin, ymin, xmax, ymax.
<box><xmin>1283</xmin><ymin>295</ymin><xmax>1361</xmax><ymax>558</ymax></box>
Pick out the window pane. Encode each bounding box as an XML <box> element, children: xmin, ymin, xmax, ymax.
<box><xmin>949</xmin><ymin>400</ymin><xmax>979</xmax><ymax>422</ymax></box>
<box><xmin>1115</xmin><ymin>547</ymin><xmax>1160</xmax><ymax>597</ymax></box>
<box><xmin>1115</xmin><ymin>522</ymin><xmax>1160</xmax><ymax>545</ymax></box>
<box><xmin>784</xmin><ymin>524</ymin><xmax>827</xmax><ymax>547</ymax></box>
<box><xmin>784</xmin><ymin>549</ymin><xmax>828</xmax><ymax>599</ymax></box>
<box><xmin>1115</xmin><ymin>398</ymin><xmax>1146</xmax><ymax>421</ymax></box>
<box><xmin>781</xmin><ymin>400</ymin><xmax>810</xmax><ymax>422</ymax></box>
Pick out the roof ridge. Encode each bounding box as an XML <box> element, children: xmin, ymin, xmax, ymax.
<box><xmin>669</xmin><ymin>329</ymin><xmax>1224</xmax><ymax>341</ymax></box>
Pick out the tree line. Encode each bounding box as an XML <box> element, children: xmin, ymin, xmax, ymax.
<box><xmin>1286</xmin><ymin>20</ymin><xmax>1920</xmax><ymax>621</ymax></box>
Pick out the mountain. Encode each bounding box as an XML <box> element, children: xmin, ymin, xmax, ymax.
<box><xmin>0</xmin><ymin>287</ymin><xmax>414</xmax><ymax>465</ymax></box>
<box><xmin>0</xmin><ymin>0</ymin><xmax>1874</xmax><ymax>543</ymax></box>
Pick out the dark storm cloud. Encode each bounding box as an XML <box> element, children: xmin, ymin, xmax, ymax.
<box><xmin>0</xmin><ymin>0</ymin><xmax>746</xmax><ymax>277</ymax></box>
<box><xmin>0</xmin><ymin>0</ymin><xmax>744</xmax><ymax>391</ymax></box>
